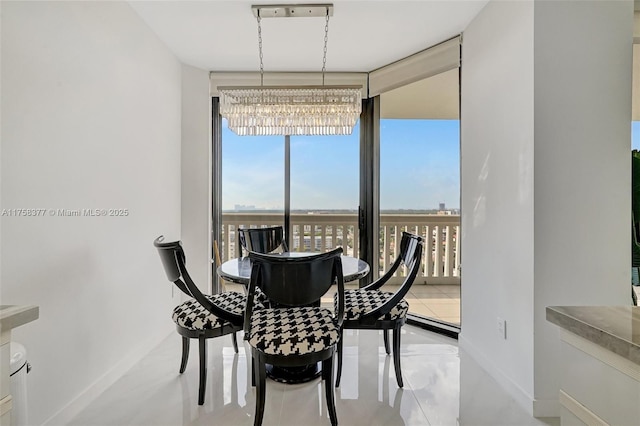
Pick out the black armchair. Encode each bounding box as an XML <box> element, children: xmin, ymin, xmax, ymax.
<box><xmin>154</xmin><ymin>236</ymin><xmax>245</xmax><ymax>405</ymax></box>
<box><xmin>238</xmin><ymin>225</ymin><xmax>288</xmax><ymax>258</ymax></box>
<box><xmin>334</xmin><ymin>231</ymin><xmax>424</xmax><ymax>388</ymax></box>
<box><xmin>244</xmin><ymin>247</ymin><xmax>345</xmax><ymax>426</ymax></box>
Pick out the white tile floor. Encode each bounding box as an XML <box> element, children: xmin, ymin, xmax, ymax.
<box><xmin>68</xmin><ymin>326</ymin><xmax>558</xmax><ymax>426</ymax></box>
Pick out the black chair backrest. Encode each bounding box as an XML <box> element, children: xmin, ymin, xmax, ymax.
<box><xmin>363</xmin><ymin>232</ymin><xmax>424</xmax><ymax>321</ymax></box>
<box><xmin>154</xmin><ymin>236</ymin><xmax>242</xmax><ymax>326</ymax></box>
<box><xmin>238</xmin><ymin>226</ymin><xmax>288</xmax><ymax>257</ymax></box>
<box><xmin>154</xmin><ymin>237</ymin><xmax>191</xmax><ymax>297</ymax></box>
<box><xmin>400</xmin><ymin>232</ymin><xmax>422</xmax><ymax>269</ymax></box>
<box><xmin>248</xmin><ymin>248</ymin><xmax>343</xmax><ymax>306</ymax></box>
<box><xmin>244</xmin><ymin>247</ymin><xmax>345</xmax><ymax>337</ymax></box>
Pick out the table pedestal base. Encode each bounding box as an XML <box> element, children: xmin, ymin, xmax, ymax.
<box><xmin>266</xmin><ymin>362</ymin><xmax>321</xmax><ymax>384</ymax></box>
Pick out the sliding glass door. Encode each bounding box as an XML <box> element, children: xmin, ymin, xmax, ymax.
<box><xmin>379</xmin><ymin>68</ymin><xmax>461</xmax><ymax>328</ymax></box>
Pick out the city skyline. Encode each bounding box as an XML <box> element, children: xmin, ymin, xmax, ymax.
<box><xmin>225</xmin><ymin>204</ymin><xmax>459</xmax><ymax>213</ymax></box>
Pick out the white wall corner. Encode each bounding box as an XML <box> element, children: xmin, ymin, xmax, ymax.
<box><xmin>458</xmin><ymin>335</ymin><xmax>536</xmax><ymax>418</ymax></box>
<box><xmin>532</xmin><ymin>397</ymin><xmax>560</xmax><ymax>418</ymax></box>
<box><xmin>181</xmin><ymin>64</ymin><xmax>213</xmax><ymax>293</ymax></box>
<box><xmin>460</xmin><ymin>0</ymin><xmax>536</xmax><ymax>412</ymax></box>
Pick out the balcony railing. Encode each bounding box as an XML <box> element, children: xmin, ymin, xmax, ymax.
<box><xmin>220</xmin><ymin>212</ymin><xmax>460</xmax><ymax>285</ymax></box>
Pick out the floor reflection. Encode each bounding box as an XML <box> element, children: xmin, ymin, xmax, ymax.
<box><xmin>68</xmin><ymin>325</ymin><xmax>557</xmax><ymax>426</ymax></box>
<box><xmin>458</xmin><ymin>349</ymin><xmax>559</xmax><ymax>426</ymax></box>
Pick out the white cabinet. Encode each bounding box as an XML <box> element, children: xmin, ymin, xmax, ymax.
<box><xmin>0</xmin><ymin>306</ymin><xmax>39</xmax><ymax>426</ymax></box>
<box><xmin>559</xmin><ymin>331</ymin><xmax>640</xmax><ymax>425</ymax></box>
<box><xmin>547</xmin><ymin>306</ymin><xmax>640</xmax><ymax>426</ymax></box>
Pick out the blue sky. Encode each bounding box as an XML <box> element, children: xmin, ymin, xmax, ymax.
<box><xmin>221</xmin><ymin>119</ymin><xmax>457</xmax><ymax>211</ymax></box>
<box><xmin>223</xmin><ymin>121</ymin><xmax>639</xmax><ymax>211</ymax></box>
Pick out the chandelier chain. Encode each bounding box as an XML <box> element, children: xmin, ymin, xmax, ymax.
<box><xmin>220</xmin><ymin>6</ymin><xmax>361</xmax><ymax>136</ymax></box>
<box><xmin>256</xmin><ymin>8</ymin><xmax>330</xmax><ymax>86</ymax></box>
<box><xmin>257</xmin><ymin>14</ymin><xmax>264</xmax><ymax>86</ymax></box>
<box><xmin>322</xmin><ymin>12</ymin><xmax>329</xmax><ymax>85</ymax></box>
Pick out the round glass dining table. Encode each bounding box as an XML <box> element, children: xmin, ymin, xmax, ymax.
<box><xmin>217</xmin><ymin>252</ymin><xmax>370</xmax><ymax>286</ymax></box>
<box><xmin>216</xmin><ymin>251</ymin><xmax>370</xmax><ymax>384</ymax></box>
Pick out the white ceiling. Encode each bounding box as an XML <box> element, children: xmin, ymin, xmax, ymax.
<box><xmin>129</xmin><ymin>0</ymin><xmax>488</xmax><ymax>73</ymax></box>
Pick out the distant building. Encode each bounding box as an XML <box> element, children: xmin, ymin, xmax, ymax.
<box><xmin>439</xmin><ymin>202</ymin><xmax>446</xmax><ymax>211</ymax></box>
<box><xmin>234</xmin><ymin>204</ymin><xmax>256</xmax><ymax>211</ymax></box>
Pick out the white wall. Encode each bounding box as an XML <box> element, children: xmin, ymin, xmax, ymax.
<box><xmin>460</xmin><ymin>0</ymin><xmax>536</xmax><ymax>411</ymax></box>
<box><xmin>0</xmin><ymin>2</ymin><xmax>182</xmax><ymax>424</ymax></box>
<box><xmin>532</xmin><ymin>0</ymin><xmax>632</xmax><ymax>414</ymax></box>
<box><xmin>460</xmin><ymin>0</ymin><xmax>632</xmax><ymax>417</ymax></box>
<box><xmin>181</xmin><ymin>65</ymin><xmax>212</xmax><ymax>292</ymax></box>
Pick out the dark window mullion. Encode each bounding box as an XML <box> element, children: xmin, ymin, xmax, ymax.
<box><xmin>284</xmin><ymin>135</ymin><xmax>291</xmax><ymax>249</ymax></box>
<box><xmin>212</xmin><ymin>97</ymin><xmax>223</xmax><ymax>294</ymax></box>
<box><xmin>359</xmin><ymin>97</ymin><xmax>380</xmax><ymax>286</ymax></box>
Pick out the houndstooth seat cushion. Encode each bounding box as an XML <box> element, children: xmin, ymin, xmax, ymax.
<box><xmin>172</xmin><ymin>291</ymin><xmax>251</xmax><ymax>331</ymax></box>
<box><xmin>253</xmin><ymin>287</ymin><xmax>269</xmax><ymax>306</ymax></box>
<box><xmin>248</xmin><ymin>307</ymin><xmax>339</xmax><ymax>356</ymax></box>
<box><xmin>335</xmin><ymin>289</ymin><xmax>409</xmax><ymax>321</ymax></box>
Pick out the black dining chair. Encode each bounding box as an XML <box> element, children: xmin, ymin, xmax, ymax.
<box><xmin>334</xmin><ymin>231</ymin><xmax>424</xmax><ymax>388</ymax></box>
<box><xmin>154</xmin><ymin>236</ymin><xmax>246</xmax><ymax>405</ymax></box>
<box><xmin>238</xmin><ymin>225</ymin><xmax>288</xmax><ymax>258</ymax></box>
<box><xmin>244</xmin><ymin>247</ymin><xmax>345</xmax><ymax>426</ymax></box>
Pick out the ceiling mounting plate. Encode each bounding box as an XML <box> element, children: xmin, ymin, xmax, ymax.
<box><xmin>252</xmin><ymin>4</ymin><xmax>334</xmax><ymax>19</ymax></box>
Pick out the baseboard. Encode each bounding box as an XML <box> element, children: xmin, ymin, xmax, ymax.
<box><xmin>533</xmin><ymin>396</ymin><xmax>560</xmax><ymax>418</ymax></box>
<box><xmin>42</xmin><ymin>327</ymin><xmax>173</xmax><ymax>426</ymax></box>
<box><xmin>559</xmin><ymin>390</ymin><xmax>607</xmax><ymax>425</ymax></box>
<box><xmin>458</xmin><ymin>335</ymin><xmax>536</xmax><ymax>417</ymax></box>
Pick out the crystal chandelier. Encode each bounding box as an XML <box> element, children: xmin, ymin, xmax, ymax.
<box><xmin>218</xmin><ymin>4</ymin><xmax>362</xmax><ymax>136</ymax></box>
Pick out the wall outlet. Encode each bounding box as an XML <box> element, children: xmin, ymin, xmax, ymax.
<box><xmin>497</xmin><ymin>317</ymin><xmax>507</xmax><ymax>339</ymax></box>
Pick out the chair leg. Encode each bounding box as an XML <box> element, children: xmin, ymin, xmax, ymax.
<box><xmin>322</xmin><ymin>356</ymin><xmax>333</xmax><ymax>382</ymax></box>
<box><xmin>251</xmin><ymin>355</ymin><xmax>256</xmax><ymax>387</ymax></box>
<box><xmin>323</xmin><ymin>356</ymin><xmax>338</xmax><ymax>426</ymax></box>
<box><xmin>383</xmin><ymin>329</ymin><xmax>391</xmax><ymax>355</ymax></box>
<box><xmin>253</xmin><ymin>353</ymin><xmax>266</xmax><ymax>426</ymax></box>
<box><xmin>179</xmin><ymin>337</ymin><xmax>190</xmax><ymax>374</ymax></box>
<box><xmin>232</xmin><ymin>332</ymin><xmax>239</xmax><ymax>353</ymax></box>
<box><xmin>198</xmin><ymin>336</ymin><xmax>207</xmax><ymax>405</ymax></box>
<box><xmin>392</xmin><ymin>325</ymin><xmax>403</xmax><ymax>388</ymax></box>
<box><xmin>335</xmin><ymin>335</ymin><xmax>343</xmax><ymax>387</ymax></box>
